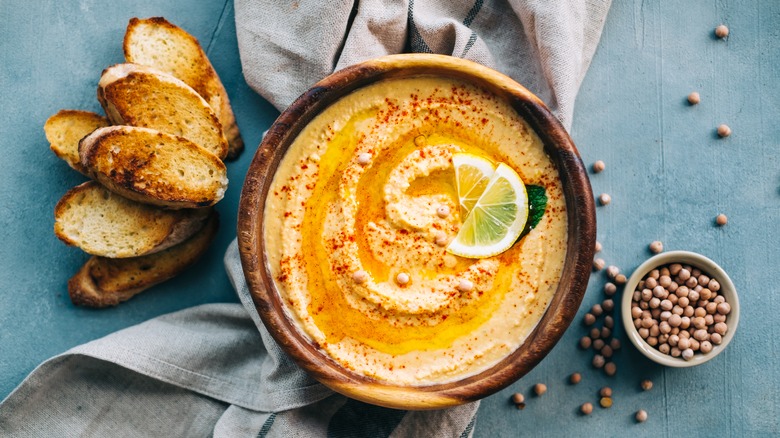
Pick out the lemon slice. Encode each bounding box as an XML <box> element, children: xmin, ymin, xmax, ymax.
<box><xmin>447</xmin><ymin>163</ymin><xmax>528</xmax><ymax>259</ymax></box>
<box><xmin>452</xmin><ymin>153</ymin><xmax>495</xmax><ymax>217</ymax></box>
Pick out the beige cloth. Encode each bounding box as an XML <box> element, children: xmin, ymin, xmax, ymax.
<box><xmin>235</xmin><ymin>0</ymin><xmax>612</xmax><ymax>129</ymax></box>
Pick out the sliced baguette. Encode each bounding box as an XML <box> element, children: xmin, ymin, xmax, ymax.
<box><xmin>54</xmin><ymin>181</ymin><xmax>211</xmax><ymax>258</ymax></box>
<box><xmin>124</xmin><ymin>17</ymin><xmax>243</xmax><ymax>160</ymax></box>
<box><xmin>44</xmin><ymin>110</ymin><xmax>109</xmax><ymax>174</ymax></box>
<box><xmin>68</xmin><ymin>210</ymin><xmax>219</xmax><ymax>307</ymax></box>
<box><xmin>97</xmin><ymin>63</ymin><xmax>228</xmax><ymax>160</ymax></box>
<box><xmin>80</xmin><ymin>126</ymin><xmax>228</xmax><ymax>209</ymax></box>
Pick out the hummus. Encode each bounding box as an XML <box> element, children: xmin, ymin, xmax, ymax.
<box><xmin>264</xmin><ymin>76</ymin><xmax>567</xmax><ymax>385</ymax></box>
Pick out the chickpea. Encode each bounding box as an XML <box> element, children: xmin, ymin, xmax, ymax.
<box><xmin>604</xmin><ymin>282</ymin><xmax>617</xmax><ymax>296</ymax></box>
<box><xmin>610</xmin><ymin>338</ymin><xmax>621</xmax><ymax>350</ymax></box>
<box><xmin>601</xmin><ymin>327</ymin><xmax>612</xmax><ymax>339</ymax></box>
<box><xmin>680</xmin><ymin>316</ymin><xmax>691</xmax><ymax>328</ymax></box>
<box><xmin>581</xmin><ymin>402</ymin><xmax>594</xmax><ymax>415</ymax></box>
<box><xmin>590</xmin><ymin>328</ymin><xmax>601</xmax><ymax>339</ymax></box>
<box><xmin>660</xmin><ymin>300</ymin><xmax>673</xmax><ymax>311</ymax></box>
<box><xmin>714</xmin><ymin>322</ymin><xmax>728</xmax><ymax>335</ymax></box>
<box><xmin>604</xmin><ymin>315</ymin><xmax>615</xmax><ymax>329</ymax></box>
<box><xmin>710</xmin><ymin>333</ymin><xmax>723</xmax><ymax>345</ymax></box>
<box><xmin>683</xmin><ymin>306</ymin><xmax>695</xmax><ymax>318</ymax></box>
<box><xmin>715</xmin><ymin>214</ymin><xmax>728</xmax><ymax>226</ymax></box>
<box><xmin>603</xmin><ymin>299</ymin><xmax>615</xmax><ymax>313</ymax></box>
<box><xmin>714</xmin><ymin>313</ymin><xmax>727</xmax><ymax>323</ymax></box>
<box><xmin>645</xmin><ymin>277</ymin><xmax>658</xmax><ymax>289</ymax></box>
<box><xmin>698</xmin><ymin>275</ymin><xmax>710</xmax><ymax>287</ymax></box>
<box><xmin>604</xmin><ymin>362</ymin><xmax>617</xmax><ymax>376</ymax></box>
<box><xmin>599</xmin><ymin>193</ymin><xmax>612</xmax><ymax>205</ymax></box>
<box><xmin>600</xmin><ymin>396</ymin><xmax>614</xmax><ymax>407</ymax></box>
<box><xmin>633</xmin><ymin>291</ymin><xmax>642</xmax><ymax>302</ymax></box>
<box><xmin>533</xmin><ymin>383</ymin><xmax>547</xmax><ymax>396</ymax></box>
<box><xmin>593</xmin><ymin>339</ymin><xmax>605</xmax><ymax>351</ymax></box>
<box><xmin>678</xmin><ymin>269</ymin><xmax>691</xmax><ymax>281</ymax></box>
<box><xmin>593</xmin><ymin>160</ymin><xmax>606</xmax><ymax>173</ymax></box>
<box><xmin>599</xmin><ymin>387</ymin><xmax>613</xmax><ymax>397</ymax></box>
<box><xmin>635</xmin><ymin>410</ymin><xmax>648</xmax><ymax>423</ymax></box>
<box><xmin>638</xmin><ymin>328</ymin><xmax>649</xmax><ymax>339</ymax></box>
<box><xmin>701</xmin><ymin>289</ymin><xmax>714</xmax><ymax>302</ymax></box>
<box><xmin>651</xmin><ymin>308</ymin><xmax>661</xmax><ymax>319</ymax></box>
<box><xmin>659</xmin><ymin>321</ymin><xmax>672</xmax><ymax>334</ymax></box>
<box><xmin>601</xmin><ymin>345</ymin><xmax>614</xmax><ymax>358</ymax></box>
<box><xmin>595</xmin><ymin>241</ymin><xmax>602</xmax><ymax>253</ymax></box>
<box><xmin>641</xmin><ymin>289</ymin><xmax>653</xmax><ymax>301</ymax></box>
<box><xmin>694</xmin><ymin>329</ymin><xmax>710</xmax><ymax>341</ymax></box>
<box><xmin>647</xmin><ymin>336</ymin><xmax>658</xmax><ymax>347</ymax></box>
<box><xmin>649</xmin><ymin>241</ymin><xmax>663</xmax><ymax>254</ymax></box>
<box><xmin>649</xmin><ymin>325</ymin><xmax>660</xmax><ymax>337</ymax></box>
<box><xmin>668</xmin><ymin>334</ymin><xmax>679</xmax><ymax>347</ymax></box>
<box><xmin>709</xmin><ymin>279</ymin><xmax>721</xmax><ymax>292</ymax></box>
<box><xmin>714</xmin><ymin>295</ymin><xmax>725</xmax><ymax>304</ymax></box>
<box><xmin>717</xmin><ymin>302</ymin><xmax>731</xmax><ymax>315</ymax></box>
<box><xmin>677</xmin><ymin>297</ymin><xmax>690</xmax><ymax>308</ymax></box>
<box><xmin>690</xmin><ymin>339</ymin><xmax>700</xmax><ymax>351</ymax></box>
<box><xmin>583</xmin><ymin>313</ymin><xmax>596</xmax><ymax>326</ymax></box>
<box><xmin>660</xmin><ymin>311</ymin><xmax>672</xmax><ymax>321</ymax></box>
<box><xmin>694</xmin><ymin>307</ymin><xmax>706</xmax><ymax>318</ymax></box>
<box><xmin>687</xmin><ymin>92</ymin><xmax>701</xmax><ymax>105</ymax></box>
<box><xmin>669</xmin><ymin>264</ymin><xmax>682</xmax><ymax>275</ymax></box>
<box><xmin>593</xmin><ymin>258</ymin><xmax>606</xmax><ymax>271</ymax></box>
<box><xmin>659</xmin><ymin>276</ymin><xmax>672</xmax><ymax>288</ymax></box>
<box><xmin>631</xmin><ymin>306</ymin><xmax>643</xmax><ymax>319</ymax></box>
<box><xmin>570</xmin><ymin>372</ymin><xmax>582</xmax><ymax>384</ymax></box>
<box><xmin>591</xmin><ymin>304</ymin><xmax>604</xmax><ymax>316</ymax></box>
<box><xmin>633</xmin><ymin>318</ymin><xmax>642</xmax><ymax>329</ymax></box>
<box><xmin>682</xmin><ymin>348</ymin><xmax>694</xmax><ymax>361</ymax></box>
<box><xmin>511</xmin><ymin>393</ymin><xmax>525</xmax><ymax>404</ymax></box>
<box><xmin>717</xmin><ymin>124</ymin><xmax>732</xmax><ymax>138</ymax></box>
<box><xmin>678</xmin><ymin>337</ymin><xmax>691</xmax><ymax>350</ymax></box>
<box><xmin>580</xmin><ymin>336</ymin><xmax>593</xmax><ymax>349</ymax></box>
<box><xmin>615</xmin><ymin>274</ymin><xmax>627</xmax><ymax>285</ymax></box>
<box><xmin>715</xmin><ymin>24</ymin><xmax>729</xmax><ymax>38</ymax></box>
<box><xmin>671</xmin><ymin>347</ymin><xmax>682</xmax><ymax>357</ymax></box>
<box><xmin>592</xmin><ymin>354</ymin><xmax>606</xmax><ymax>369</ymax></box>
<box><xmin>652</xmin><ymin>286</ymin><xmax>667</xmax><ymax>299</ymax></box>
<box><xmin>649</xmin><ymin>298</ymin><xmax>661</xmax><ymax>309</ymax></box>
<box><xmin>672</xmin><ymin>306</ymin><xmax>684</xmax><ymax>316</ymax></box>
<box><xmin>685</xmin><ymin>277</ymin><xmax>698</xmax><ymax>288</ymax></box>
<box><xmin>700</xmin><ymin>341</ymin><xmax>714</xmax><ymax>354</ymax></box>
<box><xmin>658</xmin><ymin>343</ymin><xmax>671</xmax><ymax>354</ymax></box>
<box><xmin>606</xmin><ymin>265</ymin><xmax>620</xmax><ymax>279</ymax></box>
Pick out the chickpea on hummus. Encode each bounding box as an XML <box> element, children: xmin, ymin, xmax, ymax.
<box><xmin>264</xmin><ymin>76</ymin><xmax>567</xmax><ymax>385</ymax></box>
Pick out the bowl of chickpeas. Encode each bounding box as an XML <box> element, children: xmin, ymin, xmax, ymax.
<box><xmin>621</xmin><ymin>251</ymin><xmax>739</xmax><ymax>367</ymax></box>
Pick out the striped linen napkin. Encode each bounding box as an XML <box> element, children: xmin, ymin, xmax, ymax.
<box><xmin>0</xmin><ymin>1</ymin><xmax>610</xmax><ymax>436</ymax></box>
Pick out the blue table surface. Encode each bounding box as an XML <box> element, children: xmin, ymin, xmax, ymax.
<box><xmin>1</xmin><ymin>1</ymin><xmax>778</xmax><ymax>436</ymax></box>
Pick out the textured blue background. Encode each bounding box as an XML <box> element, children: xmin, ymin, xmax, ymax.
<box><xmin>1</xmin><ymin>0</ymin><xmax>778</xmax><ymax>435</ymax></box>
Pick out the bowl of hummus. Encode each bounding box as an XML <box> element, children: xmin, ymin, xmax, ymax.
<box><xmin>238</xmin><ymin>54</ymin><xmax>596</xmax><ymax>409</ymax></box>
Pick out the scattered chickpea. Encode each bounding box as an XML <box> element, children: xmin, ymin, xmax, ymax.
<box><xmin>593</xmin><ymin>160</ymin><xmax>606</xmax><ymax>173</ymax></box>
<box><xmin>640</xmin><ymin>379</ymin><xmax>653</xmax><ymax>391</ymax></box>
<box><xmin>715</xmin><ymin>214</ymin><xmax>728</xmax><ymax>226</ymax></box>
<box><xmin>357</xmin><ymin>152</ymin><xmax>372</xmax><ymax>165</ymax></box>
<box><xmin>682</xmin><ymin>348</ymin><xmax>695</xmax><ymax>361</ymax></box>
<box><xmin>581</xmin><ymin>402</ymin><xmax>594</xmax><ymax>415</ymax></box>
<box><xmin>593</xmin><ymin>339</ymin><xmax>605</xmax><ymax>351</ymax></box>
<box><xmin>580</xmin><ymin>336</ymin><xmax>592</xmax><ymax>349</ymax></box>
<box><xmin>615</xmin><ymin>274</ymin><xmax>627</xmax><ymax>285</ymax></box>
<box><xmin>599</xmin><ymin>387</ymin><xmax>612</xmax><ymax>397</ymax></box>
<box><xmin>610</xmin><ymin>338</ymin><xmax>621</xmax><ymax>350</ymax></box>
<box><xmin>570</xmin><ymin>373</ymin><xmax>582</xmax><ymax>385</ymax></box>
<box><xmin>436</xmin><ymin>205</ymin><xmax>451</xmax><ymax>218</ymax></box>
<box><xmin>687</xmin><ymin>92</ymin><xmax>701</xmax><ymax>105</ymax></box>
<box><xmin>717</xmin><ymin>124</ymin><xmax>732</xmax><ymax>138</ymax></box>
<box><xmin>352</xmin><ymin>270</ymin><xmax>368</xmax><ymax>284</ymax></box>
<box><xmin>583</xmin><ymin>313</ymin><xmax>596</xmax><ymax>326</ymax></box>
<box><xmin>592</xmin><ymin>354</ymin><xmax>606</xmax><ymax>369</ymax></box>
<box><xmin>635</xmin><ymin>410</ymin><xmax>648</xmax><ymax>423</ymax></box>
<box><xmin>598</xmin><ymin>193</ymin><xmax>612</xmax><ymax>206</ymax></box>
<box><xmin>434</xmin><ymin>231</ymin><xmax>449</xmax><ymax>247</ymax></box>
<box><xmin>595</xmin><ymin>241</ymin><xmax>603</xmax><ymax>253</ymax></box>
<box><xmin>604</xmin><ymin>315</ymin><xmax>614</xmax><ymax>329</ymax></box>
<box><xmin>604</xmin><ymin>282</ymin><xmax>617</xmax><ymax>296</ymax></box>
<box><xmin>600</xmin><ymin>397</ymin><xmax>613</xmax><ymax>408</ymax></box>
<box><xmin>715</xmin><ymin>24</ymin><xmax>729</xmax><ymax>38</ymax></box>
<box><xmin>457</xmin><ymin>279</ymin><xmax>474</xmax><ymax>293</ymax></box>
<box><xmin>511</xmin><ymin>393</ymin><xmax>525</xmax><ymax>404</ymax></box>
<box><xmin>601</xmin><ymin>345</ymin><xmax>614</xmax><ymax>358</ymax></box>
<box><xmin>396</xmin><ymin>273</ymin><xmax>410</xmax><ymax>285</ymax></box>
<box><xmin>590</xmin><ymin>328</ymin><xmax>601</xmax><ymax>339</ymax></box>
<box><xmin>604</xmin><ymin>362</ymin><xmax>617</xmax><ymax>376</ymax></box>
<box><xmin>533</xmin><ymin>383</ymin><xmax>547</xmax><ymax>396</ymax></box>
<box><xmin>649</xmin><ymin>241</ymin><xmax>663</xmax><ymax>254</ymax></box>
<box><xmin>606</xmin><ymin>265</ymin><xmax>620</xmax><ymax>279</ymax></box>
<box><xmin>591</xmin><ymin>304</ymin><xmax>604</xmax><ymax>317</ymax></box>
<box><xmin>593</xmin><ymin>258</ymin><xmax>606</xmax><ymax>271</ymax></box>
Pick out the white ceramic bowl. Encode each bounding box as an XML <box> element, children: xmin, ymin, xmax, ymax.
<box><xmin>621</xmin><ymin>250</ymin><xmax>739</xmax><ymax>367</ymax></box>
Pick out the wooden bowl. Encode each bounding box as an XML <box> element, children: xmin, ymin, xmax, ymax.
<box><xmin>238</xmin><ymin>54</ymin><xmax>596</xmax><ymax>410</ymax></box>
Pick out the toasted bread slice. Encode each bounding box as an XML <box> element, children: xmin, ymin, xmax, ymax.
<box><xmin>98</xmin><ymin>63</ymin><xmax>228</xmax><ymax>160</ymax></box>
<box><xmin>44</xmin><ymin>110</ymin><xmax>109</xmax><ymax>174</ymax></box>
<box><xmin>80</xmin><ymin>126</ymin><xmax>228</xmax><ymax>209</ymax></box>
<box><xmin>124</xmin><ymin>17</ymin><xmax>243</xmax><ymax>160</ymax></box>
<box><xmin>54</xmin><ymin>181</ymin><xmax>211</xmax><ymax>258</ymax></box>
<box><xmin>68</xmin><ymin>210</ymin><xmax>219</xmax><ymax>307</ymax></box>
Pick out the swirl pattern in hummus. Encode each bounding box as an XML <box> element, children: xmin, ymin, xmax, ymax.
<box><xmin>264</xmin><ymin>76</ymin><xmax>567</xmax><ymax>385</ymax></box>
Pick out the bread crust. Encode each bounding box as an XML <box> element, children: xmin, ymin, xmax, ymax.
<box><xmin>54</xmin><ymin>181</ymin><xmax>211</xmax><ymax>258</ymax></box>
<box><xmin>124</xmin><ymin>17</ymin><xmax>243</xmax><ymax>160</ymax></box>
<box><xmin>97</xmin><ymin>63</ymin><xmax>229</xmax><ymax>160</ymax></box>
<box><xmin>79</xmin><ymin>125</ymin><xmax>228</xmax><ymax>209</ymax></box>
<box><xmin>68</xmin><ymin>211</ymin><xmax>219</xmax><ymax>307</ymax></box>
<box><xmin>44</xmin><ymin>109</ymin><xmax>109</xmax><ymax>174</ymax></box>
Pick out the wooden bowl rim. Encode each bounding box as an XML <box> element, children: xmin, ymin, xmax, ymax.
<box><xmin>238</xmin><ymin>53</ymin><xmax>596</xmax><ymax>410</ymax></box>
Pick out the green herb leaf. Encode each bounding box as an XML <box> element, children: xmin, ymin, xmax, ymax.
<box><xmin>517</xmin><ymin>184</ymin><xmax>548</xmax><ymax>242</ymax></box>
